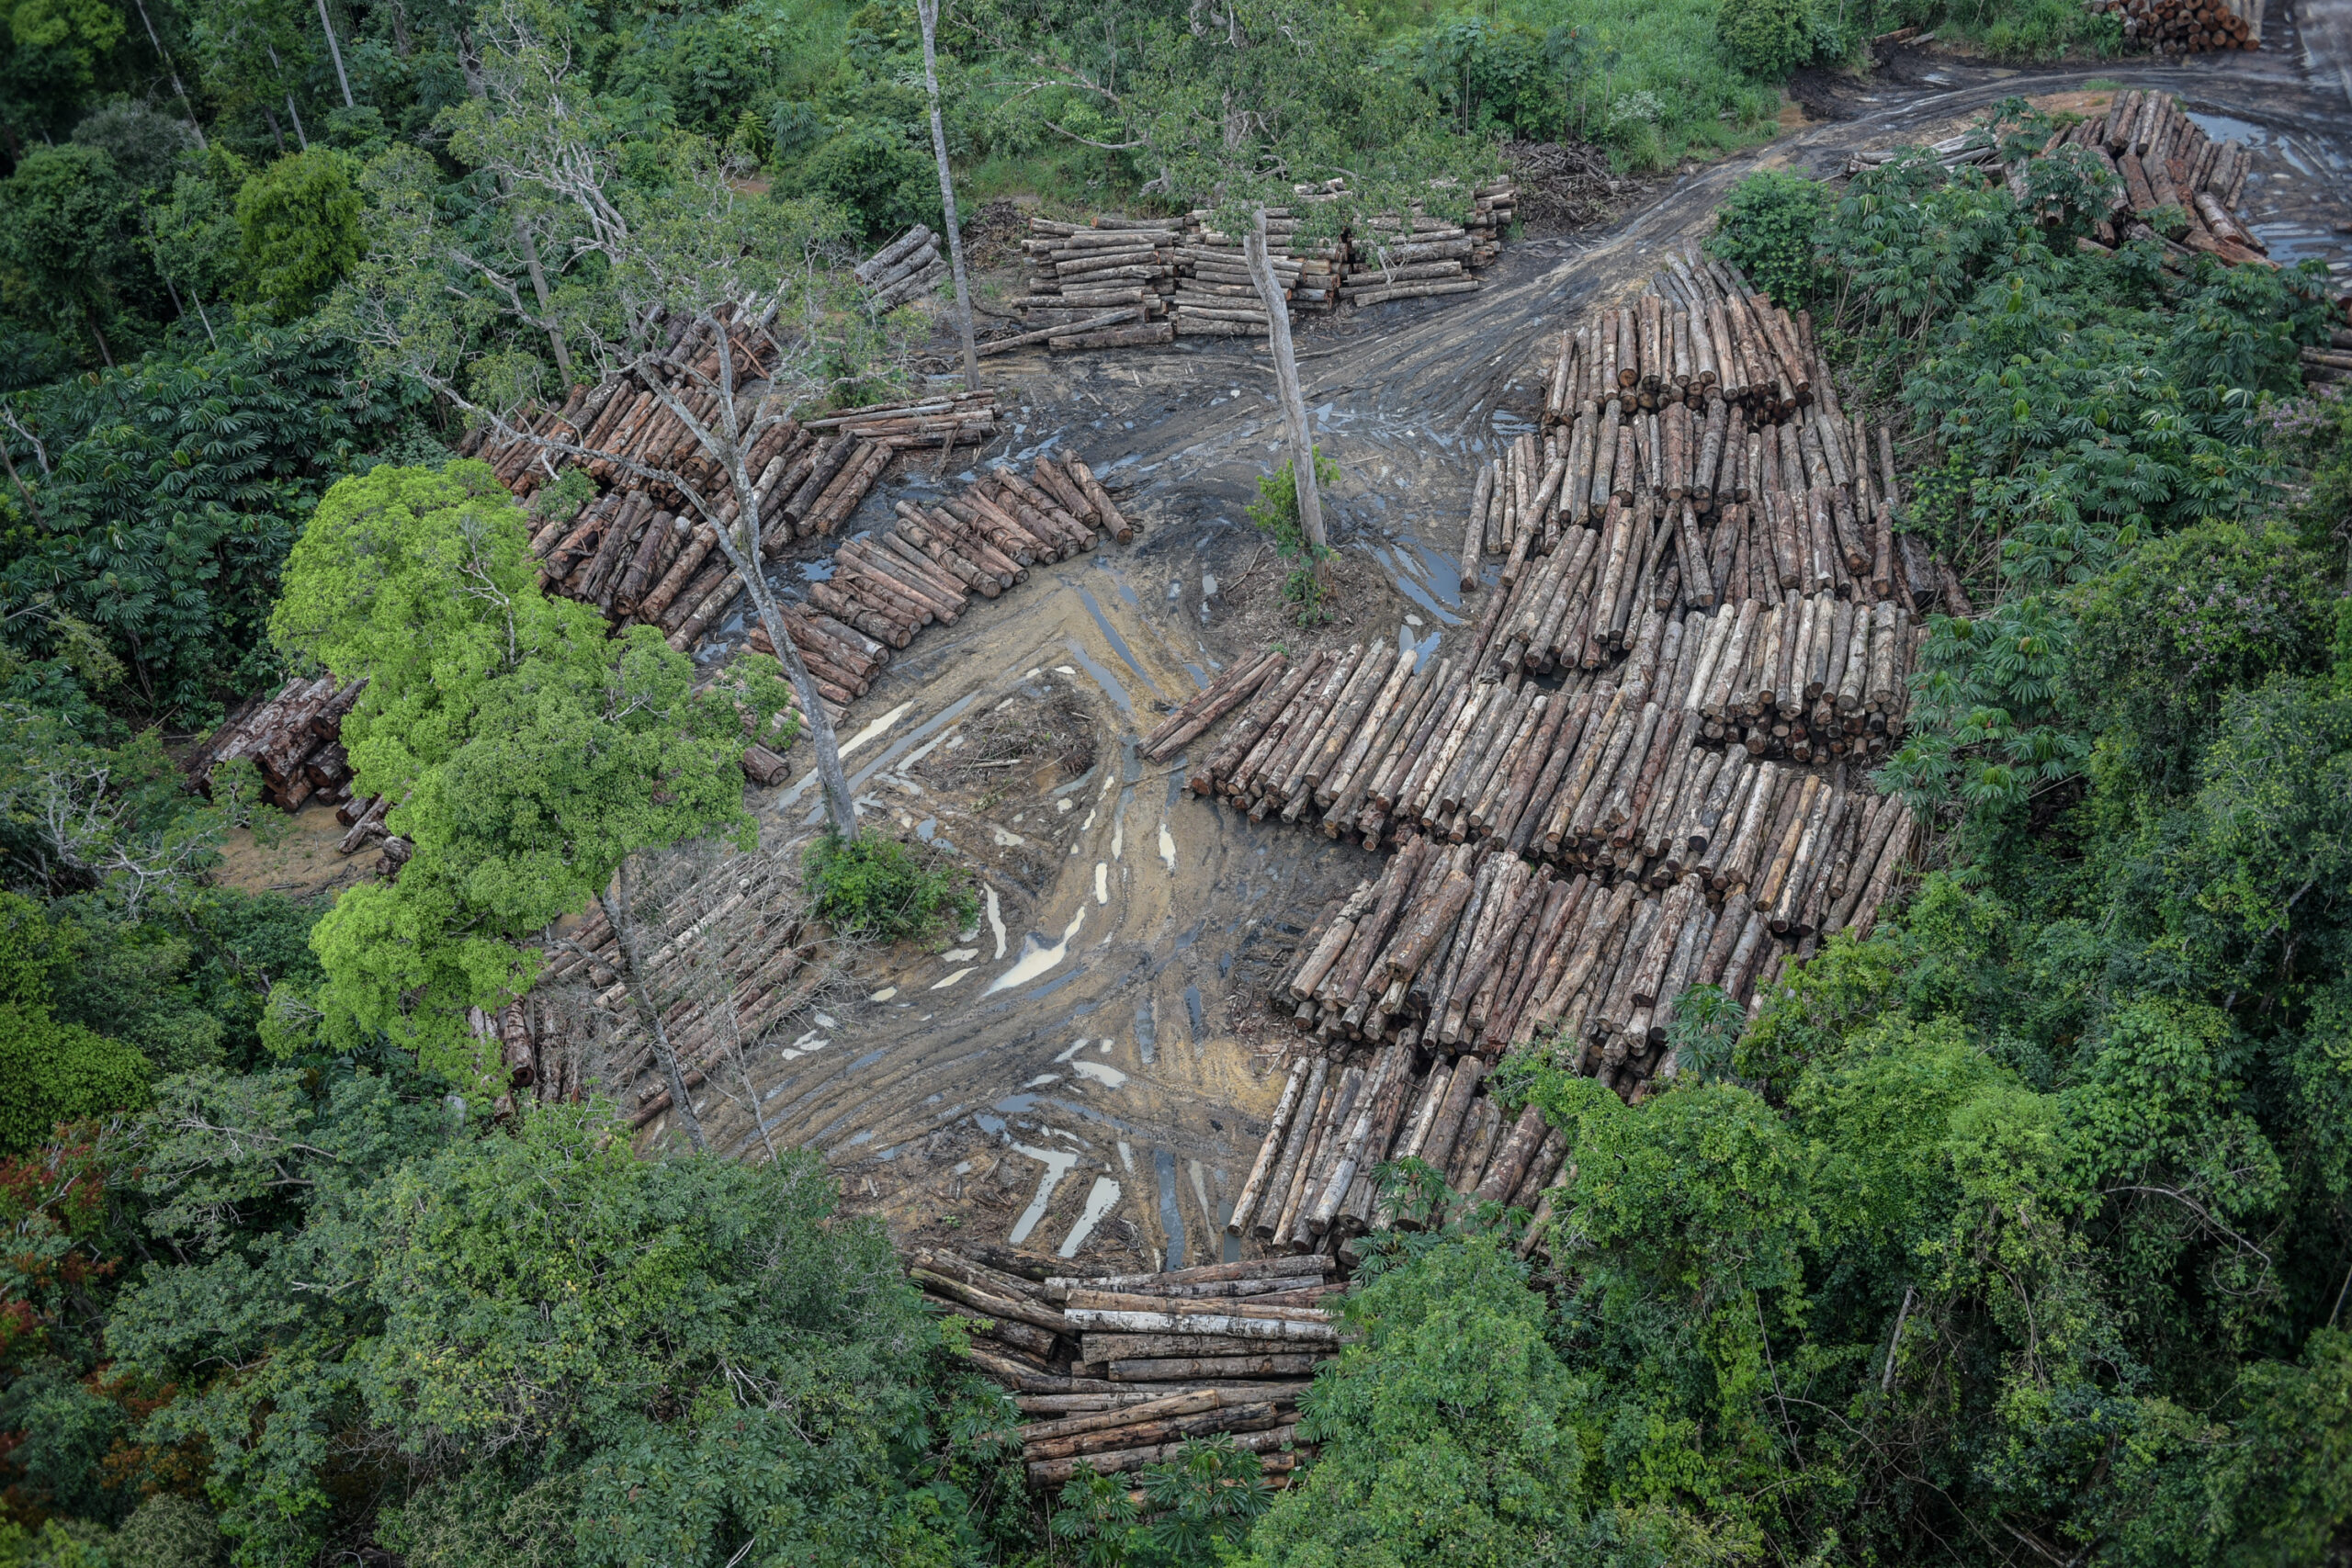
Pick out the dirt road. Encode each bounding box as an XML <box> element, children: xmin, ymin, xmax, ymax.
<box><xmin>681</xmin><ymin>28</ymin><xmax>2351</xmax><ymax>1273</ymax></box>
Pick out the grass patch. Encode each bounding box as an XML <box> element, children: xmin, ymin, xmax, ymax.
<box><xmin>1249</xmin><ymin>453</ymin><xmax>1342</xmax><ymax>626</ymax></box>
<box><xmin>803</xmin><ymin>832</ymin><xmax>977</xmax><ymax>946</ymax></box>
<box><xmin>1494</xmin><ymin>0</ymin><xmax>1786</xmax><ymax>168</ymax></box>
<box><xmin>1928</xmin><ymin>0</ymin><xmax>2125</xmax><ymax>58</ymax></box>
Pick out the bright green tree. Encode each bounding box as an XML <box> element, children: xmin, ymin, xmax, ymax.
<box><xmin>0</xmin><ymin>891</ymin><xmax>150</xmax><ymax>1154</ymax></box>
<box><xmin>271</xmin><ymin>461</ymin><xmax>788</xmax><ymax>1137</ymax></box>
<box><xmin>333</xmin><ymin>6</ymin><xmax>881</xmax><ymax>839</ymax></box>
<box><xmin>234</xmin><ymin>146</ymin><xmax>363</xmax><ymax>318</ymax></box>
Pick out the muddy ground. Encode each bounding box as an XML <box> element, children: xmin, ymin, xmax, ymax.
<box><xmin>235</xmin><ymin>14</ymin><xmax>2352</xmax><ymax>1276</ymax></box>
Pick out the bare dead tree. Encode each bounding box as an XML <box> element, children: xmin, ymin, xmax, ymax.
<box><xmin>1243</xmin><ymin>206</ymin><xmax>1329</xmax><ymax>557</ymax></box>
<box><xmin>916</xmin><ymin>0</ymin><xmax>979</xmax><ymax>391</ymax></box>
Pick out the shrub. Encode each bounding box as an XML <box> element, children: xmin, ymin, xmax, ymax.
<box><xmin>110</xmin><ymin>1495</ymin><xmax>228</xmax><ymax>1568</ymax></box>
<box><xmin>0</xmin><ymin>1005</ymin><xmax>149</xmax><ymax>1156</ymax></box>
<box><xmin>234</xmin><ymin>148</ymin><xmax>365</xmax><ymax>320</ymax></box>
<box><xmin>1248</xmin><ymin>452</ymin><xmax>1340</xmax><ymax>626</ymax></box>
<box><xmin>803</xmin><ymin>831</ymin><xmax>976</xmax><ymax>944</ymax></box>
<box><xmin>787</xmin><ymin>120</ymin><xmax>938</xmax><ymax>239</ymax></box>
<box><xmin>0</xmin><ymin>892</ymin><xmax>149</xmax><ymax>1153</ymax></box>
<box><xmin>1717</xmin><ymin>0</ymin><xmax>1817</xmax><ymax>78</ymax></box>
<box><xmin>1706</xmin><ymin>168</ymin><xmax>1828</xmax><ymax>306</ymax></box>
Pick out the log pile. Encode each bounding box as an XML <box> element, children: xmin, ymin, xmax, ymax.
<box><xmin>455</xmin><ymin>319</ymin><xmax>1138</xmax><ymax>732</ymax></box>
<box><xmin>1004</xmin><ymin>218</ymin><xmax>1179</xmax><ymax>353</ymax></box>
<box><xmin>730</xmin><ymin>449</ymin><xmax>1137</xmax><ymax>721</ymax></box>
<box><xmin>466</xmin><ymin>998</ymin><xmax>581</xmax><ymax>1117</ymax></box>
<box><xmin>857</xmin><ymin>224</ymin><xmax>949</xmax><ymax>312</ymax></box>
<box><xmin>1170</xmin><ymin>202</ymin><xmax>1347</xmax><ymax>339</ymax></box>
<box><xmin>1849</xmin><ymin>93</ymin><xmax>2267</xmax><ymax>267</ymax></box>
<box><xmin>187</xmin><ymin>673</ymin><xmax>367</xmax><ymax>813</ymax></box>
<box><xmin>2085</xmin><ymin>0</ymin><xmax>2259</xmax><ymax>51</ymax></box>
<box><xmin>908</xmin><ymin>1246</ymin><xmax>1329</xmax><ymax>1487</ymax></box>
<box><xmin>453</xmin><ymin>300</ymin><xmax>1005</xmax><ymax>682</ymax></box>
<box><xmin>1000</xmin><ymin>176</ymin><xmax>1520</xmax><ymax>352</ymax></box>
<box><xmin>2051</xmin><ymin>89</ymin><xmax>2266</xmax><ymax>263</ymax></box>
<box><xmin>1338</xmin><ymin>179</ymin><xmax>1516</xmax><ymax>310</ymax></box>
<box><xmin>2302</xmin><ymin>323</ymin><xmax>2352</xmax><ymax>389</ymax></box>
<box><xmin>1227</xmin><ymin>1045</ymin><xmax>1577</xmax><ymax>1253</ymax></box>
<box><xmin>187</xmin><ymin>674</ymin><xmax>419</xmax><ymax>859</ymax></box>
<box><xmin>532</xmin><ymin>851</ymin><xmax>822</xmax><ymax>1131</ymax></box>
<box><xmin>1149</xmin><ymin>244</ymin><xmax>1935</xmax><ymax>1140</ymax></box>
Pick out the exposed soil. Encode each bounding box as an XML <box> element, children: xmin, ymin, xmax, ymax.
<box><xmin>214</xmin><ymin>800</ymin><xmax>379</xmax><ymax>904</ymax></box>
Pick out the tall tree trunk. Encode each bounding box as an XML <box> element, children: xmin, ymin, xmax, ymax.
<box><xmin>598</xmin><ymin>863</ymin><xmax>707</xmax><ymax>1153</ymax></box>
<box><xmin>85</xmin><ymin>307</ymin><xmax>115</xmax><ymax>369</ymax></box>
<box><xmin>915</xmin><ymin>0</ymin><xmax>979</xmax><ymax>391</ymax></box>
<box><xmin>129</xmin><ymin>0</ymin><xmax>206</xmax><ymax>149</ymax></box>
<box><xmin>454</xmin><ymin>44</ymin><xmax>571</xmax><ymax>380</ymax></box>
<box><xmin>265</xmin><ymin>46</ymin><xmax>309</xmax><ymax>147</ymax></box>
<box><xmin>157</xmin><ymin>265</ymin><xmax>220</xmax><ymax>353</ymax></box>
<box><xmin>504</xmin><ymin>186</ymin><xmax>571</xmax><ymax>379</ymax></box>
<box><xmin>735</xmin><ymin>545</ymin><xmax>861</xmax><ymax>840</ymax></box>
<box><xmin>1244</xmin><ymin>209</ymin><xmax>1328</xmax><ymax>557</ymax></box>
<box><xmin>315</xmin><ymin>0</ymin><xmax>355</xmax><ymax>108</ymax></box>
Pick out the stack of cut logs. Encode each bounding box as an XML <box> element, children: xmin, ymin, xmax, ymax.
<box><xmin>724</xmin><ymin>449</ymin><xmax>1136</xmax><ymax>761</ymax></box>
<box><xmin>908</xmin><ymin>1245</ymin><xmax>1329</xmax><ymax>1487</ymax></box>
<box><xmin>999</xmin><ymin>218</ymin><xmax>1179</xmax><ymax>354</ymax></box>
<box><xmin>1139</xmin><ymin>244</ymin><xmax>1935</xmax><ymax>1135</ymax></box>
<box><xmin>531</xmin><ymin>852</ymin><xmax>821</xmax><ymax>1133</ymax></box>
<box><xmin>1227</xmin><ymin>1043</ymin><xmax>1573</xmax><ymax>1256</ymax></box>
<box><xmin>1207</xmin><ymin>792</ymin><xmax>1919</xmax><ymax>1256</ymax></box>
<box><xmin>470</xmin><ymin>383</ymin><xmax>1000</xmax><ymax>666</ymax></box>
<box><xmin>465</xmin><ymin>998</ymin><xmax>576</xmax><ymax>1117</ymax></box>
<box><xmin>187</xmin><ymin>673</ymin><xmax>367</xmax><ymax>814</ymax></box>
<box><xmin>2085</xmin><ymin>0</ymin><xmax>2259</xmax><ymax>51</ymax></box>
<box><xmin>185</xmin><ymin>672</ymin><xmax>428</xmax><ymax>863</ymax></box>
<box><xmin>460</xmin><ymin>344</ymin><xmax>1137</xmax><ymax>734</ymax></box>
<box><xmin>998</xmin><ymin>177</ymin><xmax>1520</xmax><ymax>352</ymax></box>
<box><xmin>457</xmin><ymin>301</ymin><xmax>1004</xmax><ymax>675</ymax></box>
<box><xmin>1171</xmin><ymin>193</ymin><xmax>1349</xmax><ymax>338</ymax></box>
<box><xmin>2302</xmin><ymin>322</ymin><xmax>2352</xmax><ymax>389</ymax></box>
<box><xmin>2052</xmin><ymin>89</ymin><xmax>2266</xmax><ymax>264</ymax></box>
<box><xmin>857</xmin><ymin>224</ymin><xmax>949</xmax><ymax>312</ymax></box>
<box><xmin>1848</xmin><ymin>93</ymin><xmax>2265</xmax><ymax>267</ymax></box>
<box><xmin>1339</xmin><ymin>183</ymin><xmax>1516</xmax><ymax>310</ymax></box>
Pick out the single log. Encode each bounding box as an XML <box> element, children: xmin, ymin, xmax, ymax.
<box><xmin>1064</xmin><ymin>1291</ymin><xmax>1331</xmax><ymax>1325</ymax></box>
<box><xmin>1024</xmin><ymin>1421</ymin><xmax>1297</xmax><ymax>1487</ymax></box>
<box><xmin>1106</xmin><ymin>1355</ymin><xmax>1321</xmax><ymax>1382</ymax></box>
